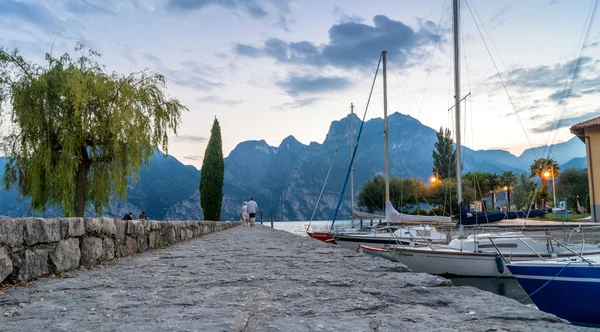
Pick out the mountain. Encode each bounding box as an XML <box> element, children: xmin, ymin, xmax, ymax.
<box><xmin>0</xmin><ymin>112</ymin><xmax>587</xmax><ymax>221</ymax></box>
<box><xmin>561</xmin><ymin>157</ymin><xmax>587</xmax><ymax>170</ymax></box>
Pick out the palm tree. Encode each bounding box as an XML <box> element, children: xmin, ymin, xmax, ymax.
<box><xmin>483</xmin><ymin>173</ymin><xmax>500</xmax><ymax>211</ymax></box>
<box><xmin>529</xmin><ymin>158</ymin><xmax>561</xmax><ymax>192</ymax></box>
<box><xmin>499</xmin><ymin>171</ymin><xmax>518</xmax><ymax>210</ymax></box>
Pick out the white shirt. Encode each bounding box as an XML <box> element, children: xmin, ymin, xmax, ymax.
<box><xmin>241</xmin><ymin>205</ymin><xmax>248</xmax><ymax>214</ymax></box>
<box><xmin>247</xmin><ymin>200</ymin><xmax>258</xmax><ymax>213</ymax></box>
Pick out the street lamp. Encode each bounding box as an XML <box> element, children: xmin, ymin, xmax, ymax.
<box><xmin>504</xmin><ymin>185</ymin><xmax>511</xmax><ymax>211</ymax></box>
<box><xmin>430</xmin><ymin>176</ymin><xmax>437</xmax><ymax>184</ymax></box>
<box><xmin>544</xmin><ymin>166</ymin><xmax>557</xmax><ymax>209</ymax></box>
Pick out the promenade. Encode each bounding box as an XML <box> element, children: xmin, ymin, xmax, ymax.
<box><xmin>0</xmin><ymin>225</ymin><xmax>589</xmax><ymax>331</ymax></box>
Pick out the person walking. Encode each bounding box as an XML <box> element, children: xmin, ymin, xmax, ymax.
<box><xmin>241</xmin><ymin>202</ymin><xmax>249</xmax><ymax>226</ymax></box>
<box><xmin>247</xmin><ymin>197</ymin><xmax>258</xmax><ymax>227</ymax></box>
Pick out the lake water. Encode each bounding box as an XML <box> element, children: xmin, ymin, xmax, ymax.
<box><xmin>268</xmin><ymin>220</ymin><xmax>534</xmax><ymax>306</ymax></box>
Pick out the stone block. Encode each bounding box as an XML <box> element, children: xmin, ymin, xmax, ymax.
<box><xmin>148</xmin><ymin>231</ymin><xmax>157</xmax><ymax>249</ymax></box>
<box><xmin>0</xmin><ymin>246</ymin><xmax>13</xmax><ymax>283</ymax></box>
<box><xmin>51</xmin><ymin>238</ymin><xmax>80</xmax><ymax>272</ymax></box>
<box><xmin>151</xmin><ymin>221</ymin><xmax>161</xmax><ymax>230</ymax></box>
<box><xmin>102</xmin><ymin>237</ymin><xmax>115</xmax><ymax>261</ymax></box>
<box><xmin>23</xmin><ymin>218</ymin><xmax>61</xmax><ymax>246</ymax></box>
<box><xmin>15</xmin><ymin>249</ymin><xmax>49</xmax><ymax>282</ymax></box>
<box><xmin>137</xmin><ymin>236</ymin><xmax>147</xmax><ymax>253</ymax></box>
<box><xmin>115</xmin><ymin>219</ymin><xmax>127</xmax><ymax>243</ymax></box>
<box><xmin>81</xmin><ymin>237</ymin><xmax>103</xmax><ymax>266</ymax></box>
<box><xmin>100</xmin><ymin>218</ymin><xmax>116</xmax><ymax>236</ymax></box>
<box><xmin>59</xmin><ymin>218</ymin><xmax>69</xmax><ymax>239</ymax></box>
<box><xmin>67</xmin><ymin>218</ymin><xmax>85</xmax><ymax>237</ymax></box>
<box><xmin>0</xmin><ymin>217</ymin><xmax>24</xmax><ymax>246</ymax></box>
<box><xmin>127</xmin><ymin>220</ymin><xmax>144</xmax><ymax>236</ymax></box>
<box><xmin>84</xmin><ymin>218</ymin><xmax>103</xmax><ymax>235</ymax></box>
<box><xmin>117</xmin><ymin>236</ymin><xmax>138</xmax><ymax>257</ymax></box>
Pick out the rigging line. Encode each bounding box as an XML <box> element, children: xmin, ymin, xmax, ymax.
<box><xmin>307</xmin><ymin>111</ymin><xmax>350</xmax><ymax>228</ymax></box>
<box><xmin>388</xmin><ymin>58</ymin><xmax>416</xmax><ymax>116</ymax></box>
<box><xmin>547</xmin><ymin>0</ymin><xmax>599</xmax><ymax>157</ymax></box>
<box><xmin>419</xmin><ymin>0</ymin><xmax>448</xmax><ymax>111</ymax></box>
<box><xmin>331</xmin><ymin>54</ymin><xmax>382</xmax><ymax>228</ymax></box>
<box><xmin>525</xmin><ymin>1</ymin><xmax>599</xmax><ymax>213</ymax></box>
<box><xmin>467</xmin><ymin>0</ymin><xmax>555</xmax><ymax>150</ymax></box>
<box><xmin>464</xmin><ymin>0</ymin><xmax>539</xmax><ymax>161</ymax></box>
<box><xmin>388</xmin><ymin>56</ymin><xmax>423</xmax><ymax>120</ymax></box>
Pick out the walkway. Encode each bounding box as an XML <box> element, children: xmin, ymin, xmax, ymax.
<box><xmin>0</xmin><ymin>225</ymin><xmax>589</xmax><ymax>331</ymax></box>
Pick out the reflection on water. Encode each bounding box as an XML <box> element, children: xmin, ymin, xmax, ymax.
<box><xmin>271</xmin><ymin>220</ymin><xmax>537</xmax><ymax>306</ymax></box>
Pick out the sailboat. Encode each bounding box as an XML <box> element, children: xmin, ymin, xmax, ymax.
<box><xmin>330</xmin><ymin>50</ymin><xmax>456</xmax><ymax>251</ymax></box>
<box><xmin>387</xmin><ymin>0</ymin><xmax>600</xmax><ymax>277</ymax></box>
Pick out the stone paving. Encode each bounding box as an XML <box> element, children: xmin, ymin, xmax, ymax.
<box><xmin>0</xmin><ymin>225</ymin><xmax>591</xmax><ymax>331</ymax></box>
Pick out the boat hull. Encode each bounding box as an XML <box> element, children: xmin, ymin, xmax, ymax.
<box><xmin>389</xmin><ymin>248</ymin><xmax>600</xmax><ymax>277</ymax></box>
<box><xmin>358</xmin><ymin>244</ymin><xmax>397</xmax><ymax>262</ymax></box>
<box><xmin>334</xmin><ymin>234</ymin><xmax>413</xmax><ymax>251</ymax></box>
<box><xmin>307</xmin><ymin>231</ymin><xmax>336</xmax><ymax>245</ymax></box>
<box><xmin>507</xmin><ymin>263</ymin><xmax>600</xmax><ymax>326</ymax></box>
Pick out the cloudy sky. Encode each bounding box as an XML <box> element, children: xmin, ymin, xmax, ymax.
<box><xmin>2</xmin><ymin>0</ymin><xmax>600</xmax><ymax>169</ymax></box>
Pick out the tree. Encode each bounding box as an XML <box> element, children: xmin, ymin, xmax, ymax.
<box><xmin>511</xmin><ymin>173</ymin><xmax>537</xmax><ymax>210</ymax></box>
<box><xmin>499</xmin><ymin>171</ymin><xmax>518</xmax><ymax>210</ymax></box>
<box><xmin>200</xmin><ymin>118</ymin><xmax>224</xmax><ymax>221</ymax></box>
<box><xmin>556</xmin><ymin>168</ymin><xmax>589</xmax><ymax>212</ymax></box>
<box><xmin>482</xmin><ymin>173</ymin><xmax>500</xmax><ymax>211</ymax></box>
<box><xmin>432</xmin><ymin>127</ymin><xmax>456</xmax><ymax>180</ymax></box>
<box><xmin>529</xmin><ymin>157</ymin><xmax>560</xmax><ymax>192</ymax></box>
<box><xmin>357</xmin><ymin>175</ymin><xmax>386</xmax><ymax>213</ymax></box>
<box><xmin>0</xmin><ymin>45</ymin><xmax>186</xmax><ymax>217</ymax></box>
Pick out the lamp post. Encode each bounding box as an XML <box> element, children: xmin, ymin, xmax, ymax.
<box><xmin>504</xmin><ymin>185</ymin><xmax>511</xmax><ymax>211</ymax></box>
<box><xmin>544</xmin><ymin>165</ymin><xmax>557</xmax><ymax>209</ymax></box>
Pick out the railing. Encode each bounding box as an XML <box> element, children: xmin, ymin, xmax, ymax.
<box><xmin>487</xmin><ymin>234</ymin><xmax>595</xmax><ymax>266</ymax></box>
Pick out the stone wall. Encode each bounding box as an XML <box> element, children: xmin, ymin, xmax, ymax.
<box><xmin>0</xmin><ymin>217</ymin><xmax>241</xmax><ymax>284</ymax></box>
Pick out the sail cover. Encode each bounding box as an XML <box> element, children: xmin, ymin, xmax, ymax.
<box><xmin>351</xmin><ymin>209</ymin><xmax>386</xmax><ymax>220</ymax></box>
<box><xmin>385</xmin><ymin>201</ymin><xmax>452</xmax><ymax>223</ymax></box>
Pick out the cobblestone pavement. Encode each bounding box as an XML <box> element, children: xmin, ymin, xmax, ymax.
<box><xmin>0</xmin><ymin>225</ymin><xmax>591</xmax><ymax>331</ymax></box>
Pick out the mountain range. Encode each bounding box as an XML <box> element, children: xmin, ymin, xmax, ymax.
<box><xmin>0</xmin><ymin>112</ymin><xmax>586</xmax><ymax>221</ymax></box>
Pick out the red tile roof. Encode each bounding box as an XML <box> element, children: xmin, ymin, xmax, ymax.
<box><xmin>570</xmin><ymin>115</ymin><xmax>600</xmax><ymax>142</ymax></box>
<box><xmin>571</xmin><ymin>115</ymin><xmax>600</xmax><ymax>129</ymax></box>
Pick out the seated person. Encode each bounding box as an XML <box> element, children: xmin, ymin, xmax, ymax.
<box><xmin>123</xmin><ymin>212</ymin><xmax>133</xmax><ymax>220</ymax></box>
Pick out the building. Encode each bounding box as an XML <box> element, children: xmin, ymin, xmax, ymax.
<box><xmin>570</xmin><ymin>116</ymin><xmax>600</xmax><ymax>222</ymax></box>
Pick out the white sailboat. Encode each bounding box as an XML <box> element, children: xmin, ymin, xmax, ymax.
<box><xmin>387</xmin><ymin>0</ymin><xmax>600</xmax><ymax>277</ymax></box>
<box><xmin>333</xmin><ymin>51</ymin><xmax>453</xmax><ymax>251</ymax></box>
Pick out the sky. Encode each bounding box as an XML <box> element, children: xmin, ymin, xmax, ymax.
<box><xmin>2</xmin><ymin>0</ymin><xmax>600</xmax><ymax>169</ymax></box>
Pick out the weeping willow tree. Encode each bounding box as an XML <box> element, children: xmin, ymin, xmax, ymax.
<box><xmin>0</xmin><ymin>44</ymin><xmax>187</xmax><ymax>217</ymax></box>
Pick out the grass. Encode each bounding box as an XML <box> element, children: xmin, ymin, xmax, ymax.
<box><xmin>535</xmin><ymin>212</ymin><xmax>591</xmax><ymax>222</ymax></box>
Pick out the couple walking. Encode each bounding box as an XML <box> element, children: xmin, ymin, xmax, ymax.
<box><xmin>241</xmin><ymin>197</ymin><xmax>258</xmax><ymax>227</ymax></box>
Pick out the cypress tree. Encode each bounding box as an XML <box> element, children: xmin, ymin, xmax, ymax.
<box><xmin>200</xmin><ymin>118</ymin><xmax>225</xmax><ymax>221</ymax></box>
<box><xmin>432</xmin><ymin>127</ymin><xmax>456</xmax><ymax>179</ymax></box>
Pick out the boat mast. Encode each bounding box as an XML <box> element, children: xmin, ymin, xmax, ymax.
<box><xmin>453</xmin><ymin>0</ymin><xmax>463</xmax><ymax>207</ymax></box>
<box><xmin>350</xmin><ymin>103</ymin><xmax>355</xmax><ymax>223</ymax></box>
<box><xmin>382</xmin><ymin>51</ymin><xmax>390</xmax><ymax>203</ymax></box>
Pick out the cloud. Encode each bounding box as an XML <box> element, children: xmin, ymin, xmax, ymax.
<box><xmin>499</xmin><ymin>57</ymin><xmax>596</xmax><ymax>90</ymax></box>
<box><xmin>332</xmin><ymin>7</ymin><xmax>363</xmax><ymax>23</ymax></box>
<box><xmin>165</xmin><ymin>0</ymin><xmax>294</xmax><ymax>31</ymax></box>
<box><xmin>277</xmin><ymin>75</ymin><xmax>351</xmax><ymax>96</ymax></box>
<box><xmin>172</xmin><ymin>135</ymin><xmax>208</xmax><ymax>143</ymax></box>
<box><xmin>234</xmin><ymin>15</ymin><xmax>442</xmax><ymax>70</ymax></box>
<box><xmin>275</xmin><ymin>97</ymin><xmax>319</xmax><ymax>110</ymax></box>
<box><xmin>183</xmin><ymin>155</ymin><xmax>201</xmax><ymax>160</ymax></box>
<box><xmin>0</xmin><ymin>0</ymin><xmax>65</xmax><ymax>33</ymax></box>
<box><xmin>139</xmin><ymin>54</ymin><xmax>224</xmax><ymax>90</ymax></box>
<box><xmin>66</xmin><ymin>0</ymin><xmax>116</xmax><ymax>15</ymax></box>
<box><xmin>196</xmin><ymin>96</ymin><xmax>243</xmax><ymax>106</ymax></box>
<box><xmin>532</xmin><ymin>109</ymin><xmax>600</xmax><ymax>133</ymax></box>
<box><xmin>548</xmin><ymin>87</ymin><xmax>600</xmax><ymax>104</ymax></box>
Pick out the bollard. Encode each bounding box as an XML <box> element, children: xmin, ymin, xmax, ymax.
<box><xmin>370</xmin><ymin>219</ymin><xmax>373</xmax><ymax>226</ymax></box>
<box><xmin>260</xmin><ymin>212</ymin><xmax>263</xmax><ymax>225</ymax></box>
<box><xmin>270</xmin><ymin>212</ymin><xmax>274</xmax><ymax>228</ymax></box>
<box><xmin>360</xmin><ymin>219</ymin><xmax>363</xmax><ymax>228</ymax></box>
<box><xmin>239</xmin><ymin>212</ymin><xmax>242</xmax><ymax>223</ymax></box>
